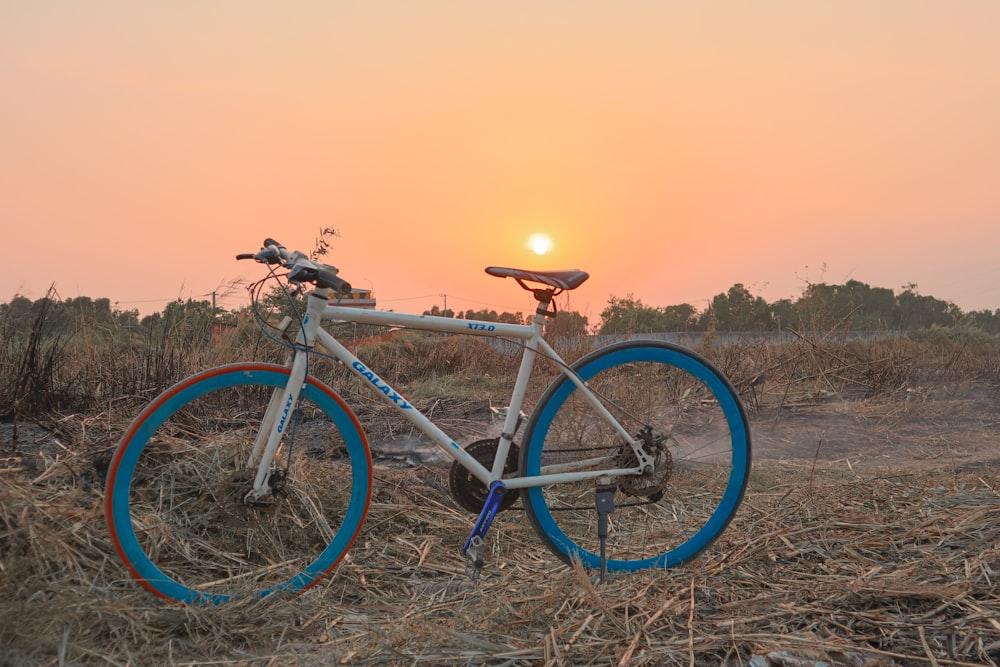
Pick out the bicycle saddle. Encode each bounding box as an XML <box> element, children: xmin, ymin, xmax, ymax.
<box><xmin>485</xmin><ymin>267</ymin><xmax>589</xmax><ymax>291</ymax></box>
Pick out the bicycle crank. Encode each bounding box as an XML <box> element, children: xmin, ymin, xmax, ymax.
<box><xmin>462</xmin><ymin>479</ymin><xmax>508</xmax><ymax>580</ymax></box>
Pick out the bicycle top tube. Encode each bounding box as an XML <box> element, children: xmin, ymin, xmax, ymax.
<box><xmin>320</xmin><ymin>304</ymin><xmax>540</xmax><ymax>340</ymax></box>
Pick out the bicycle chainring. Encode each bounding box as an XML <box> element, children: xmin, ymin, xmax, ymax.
<box><xmin>448</xmin><ymin>438</ymin><xmax>520</xmax><ymax>514</ymax></box>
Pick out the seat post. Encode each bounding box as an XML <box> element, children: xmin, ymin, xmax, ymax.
<box><xmin>533</xmin><ymin>288</ymin><xmax>558</xmax><ymax>318</ymax></box>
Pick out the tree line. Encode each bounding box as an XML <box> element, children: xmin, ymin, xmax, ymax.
<box><xmin>2</xmin><ymin>279</ymin><xmax>998</xmax><ymax>348</ymax></box>
<box><xmin>592</xmin><ymin>280</ymin><xmax>994</xmax><ymax>336</ymax></box>
<box><xmin>0</xmin><ymin>289</ymin><xmax>222</xmax><ymax>349</ymax></box>
<box><xmin>426</xmin><ymin>280</ymin><xmax>999</xmax><ymax>337</ymax></box>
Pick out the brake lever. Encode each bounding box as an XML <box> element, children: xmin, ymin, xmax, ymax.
<box><xmin>258</xmin><ymin>247</ymin><xmax>283</xmax><ymax>264</ymax></box>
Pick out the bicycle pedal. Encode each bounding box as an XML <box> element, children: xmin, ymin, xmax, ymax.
<box><xmin>464</xmin><ymin>535</ymin><xmax>485</xmax><ymax>580</ymax></box>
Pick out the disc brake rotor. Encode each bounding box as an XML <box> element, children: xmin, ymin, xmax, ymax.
<box><xmin>616</xmin><ymin>434</ymin><xmax>673</xmax><ymax>499</ymax></box>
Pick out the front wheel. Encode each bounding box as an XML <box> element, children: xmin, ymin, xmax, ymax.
<box><xmin>105</xmin><ymin>363</ymin><xmax>372</xmax><ymax>604</ymax></box>
<box><xmin>520</xmin><ymin>341</ymin><xmax>751</xmax><ymax>572</ymax></box>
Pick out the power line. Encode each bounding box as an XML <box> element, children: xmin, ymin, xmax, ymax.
<box><xmin>377</xmin><ymin>294</ymin><xmax>443</xmax><ymax>303</ymax></box>
<box><xmin>440</xmin><ymin>293</ymin><xmax>529</xmax><ymax>312</ymax></box>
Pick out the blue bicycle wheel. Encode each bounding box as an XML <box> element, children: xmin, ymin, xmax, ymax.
<box><xmin>105</xmin><ymin>363</ymin><xmax>372</xmax><ymax>604</ymax></box>
<box><xmin>520</xmin><ymin>341</ymin><xmax>750</xmax><ymax>572</ymax></box>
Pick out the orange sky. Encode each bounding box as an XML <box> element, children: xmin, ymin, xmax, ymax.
<box><xmin>3</xmin><ymin>3</ymin><xmax>999</xmax><ymax>321</ymax></box>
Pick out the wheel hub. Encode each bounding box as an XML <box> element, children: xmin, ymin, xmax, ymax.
<box><xmin>204</xmin><ymin>470</ymin><xmax>280</xmax><ymax>527</ymax></box>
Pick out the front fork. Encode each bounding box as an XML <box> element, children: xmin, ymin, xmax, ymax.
<box><xmin>244</xmin><ymin>293</ymin><xmax>329</xmax><ymax>503</ymax></box>
<box><xmin>243</xmin><ymin>375</ymin><xmax>304</xmax><ymax>503</ymax></box>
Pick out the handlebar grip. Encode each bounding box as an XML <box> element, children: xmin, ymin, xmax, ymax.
<box><xmin>236</xmin><ymin>253</ymin><xmax>256</xmax><ymax>260</ymax></box>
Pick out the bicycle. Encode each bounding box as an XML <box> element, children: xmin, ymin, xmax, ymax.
<box><xmin>105</xmin><ymin>238</ymin><xmax>752</xmax><ymax>605</ymax></box>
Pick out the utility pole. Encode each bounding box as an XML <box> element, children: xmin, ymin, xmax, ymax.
<box><xmin>208</xmin><ymin>291</ymin><xmax>218</xmax><ymax>346</ymax></box>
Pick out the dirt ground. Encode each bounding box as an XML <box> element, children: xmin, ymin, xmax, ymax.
<box><xmin>750</xmin><ymin>380</ymin><xmax>1000</xmax><ymax>473</ymax></box>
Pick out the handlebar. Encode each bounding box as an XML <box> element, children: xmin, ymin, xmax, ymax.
<box><xmin>237</xmin><ymin>238</ymin><xmax>352</xmax><ymax>296</ymax></box>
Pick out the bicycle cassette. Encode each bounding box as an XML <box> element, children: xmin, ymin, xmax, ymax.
<box><xmin>448</xmin><ymin>438</ymin><xmax>520</xmax><ymax>514</ymax></box>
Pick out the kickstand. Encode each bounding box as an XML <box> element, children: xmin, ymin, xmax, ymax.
<box><xmin>594</xmin><ymin>482</ymin><xmax>616</xmax><ymax>584</ymax></box>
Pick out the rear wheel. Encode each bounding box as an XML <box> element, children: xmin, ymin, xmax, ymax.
<box><xmin>520</xmin><ymin>341</ymin><xmax>751</xmax><ymax>571</ymax></box>
<box><xmin>105</xmin><ymin>363</ymin><xmax>372</xmax><ymax>604</ymax></box>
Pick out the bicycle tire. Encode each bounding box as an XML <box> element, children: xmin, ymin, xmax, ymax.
<box><xmin>105</xmin><ymin>363</ymin><xmax>372</xmax><ymax>604</ymax></box>
<box><xmin>520</xmin><ymin>340</ymin><xmax>751</xmax><ymax>572</ymax></box>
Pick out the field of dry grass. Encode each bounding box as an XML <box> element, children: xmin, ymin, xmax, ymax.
<box><xmin>1</xmin><ymin>332</ymin><xmax>998</xmax><ymax>666</ymax></box>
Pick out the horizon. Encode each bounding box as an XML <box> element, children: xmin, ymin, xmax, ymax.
<box><xmin>2</xmin><ymin>271</ymin><xmax>983</xmax><ymax>324</ymax></box>
<box><xmin>3</xmin><ymin>3</ymin><xmax>998</xmax><ymax>319</ymax></box>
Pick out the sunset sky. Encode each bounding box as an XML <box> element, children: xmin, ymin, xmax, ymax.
<box><xmin>3</xmin><ymin>2</ymin><xmax>998</xmax><ymax>322</ymax></box>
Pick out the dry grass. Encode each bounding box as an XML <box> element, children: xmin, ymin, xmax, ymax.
<box><xmin>1</xmin><ymin>334</ymin><xmax>999</xmax><ymax>665</ymax></box>
<box><xmin>1</xmin><ymin>433</ymin><xmax>997</xmax><ymax>666</ymax></box>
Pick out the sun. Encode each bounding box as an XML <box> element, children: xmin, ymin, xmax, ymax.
<box><xmin>527</xmin><ymin>232</ymin><xmax>554</xmax><ymax>255</ymax></box>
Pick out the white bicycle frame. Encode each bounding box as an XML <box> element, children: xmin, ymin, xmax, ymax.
<box><xmin>245</xmin><ymin>287</ymin><xmax>651</xmax><ymax>501</ymax></box>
